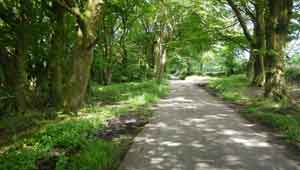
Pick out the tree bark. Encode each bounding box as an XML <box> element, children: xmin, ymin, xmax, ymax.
<box><xmin>247</xmin><ymin>48</ymin><xmax>255</xmax><ymax>81</ymax></box>
<box><xmin>154</xmin><ymin>29</ymin><xmax>167</xmax><ymax>82</ymax></box>
<box><xmin>226</xmin><ymin>0</ymin><xmax>253</xmax><ymax>43</ymax></box>
<box><xmin>15</xmin><ymin>24</ymin><xmax>28</xmax><ymax>112</ymax></box>
<box><xmin>226</xmin><ymin>0</ymin><xmax>267</xmax><ymax>87</ymax></box>
<box><xmin>49</xmin><ymin>3</ymin><xmax>65</xmax><ymax>108</ymax></box>
<box><xmin>264</xmin><ymin>0</ymin><xmax>293</xmax><ymax>100</ymax></box>
<box><xmin>0</xmin><ymin>49</ymin><xmax>17</xmax><ymax>93</ymax></box>
<box><xmin>0</xmin><ymin>1</ymin><xmax>30</xmax><ymax>112</ymax></box>
<box><xmin>252</xmin><ymin>0</ymin><xmax>266</xmax><ymax>87</ymax></box>
<box><xmin>61</xmin><ymin>0</ymin><xmax>104</xmax><ymax>112</ymax></box>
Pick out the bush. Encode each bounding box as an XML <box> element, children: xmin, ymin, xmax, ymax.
<box><xmin>285</xmin><ymin>66</ymin><xmax>300</xmax><ymax>83</ymax></box>
<box><xmin>0</xmin><ymin>80</ymin><xmax>169</xmax><ymax>170</ymax></box>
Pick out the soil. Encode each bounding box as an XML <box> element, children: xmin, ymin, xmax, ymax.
<box><xmin>96</xmin><ymin>114</ymin><xmax>149</xmax><ymax>140</ymax></box>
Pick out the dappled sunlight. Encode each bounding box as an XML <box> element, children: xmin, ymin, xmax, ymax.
<box><xmin>221</xmin><ymin>129</ymin><xmax>241</xmax><ymax>135</ymax></box>
<box><xmin>160</xmin><ymin>141</ymin><xmax>182</xmax><ymax>147</ymax></box>
<box><xmin>203</xmin><ymin>114</ymin><xmax>226</xmax><ymax>120</ymax></box>
<box><xmin>156</xmin><ymin>95</ymin><xmax>223</xmax><ymax>109</ymax></box>
<box><xmin>242</xmin><ymin>123</ymin><xmax>256</xmax><ymax>127</ymax></box>
<box><xmin>134</xmin><ymin>136</ymin><xmax>156</xmax><ymax>144</ymax></box>
<box><xmin>229</xmin><ymin>137</ymin><xmax>271</xmax><ymax>148</ymax></box>
<box><xmin>160</xmin><ymin>97</ymin><xmax>194</xmax><ymax>103</ymax></box>
<box><xmin>120</xmin><ymin>80</ymin><xmax>300</xmax><ymax>170</ymax></box>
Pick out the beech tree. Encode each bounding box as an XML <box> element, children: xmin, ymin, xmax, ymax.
<box><xmin>52</xmin><ymin>0</ymin><xmax>105</xmax><ymax>112</ymax></box>
<box><xmin>264</xmin><ymin>0</ymin><xmax>293</xmax><ymax>99</ymax></box>
<box><xmin>0</xmin><ymin>0</ymin><xmax>298</xmax><ymax>114</ymax></box>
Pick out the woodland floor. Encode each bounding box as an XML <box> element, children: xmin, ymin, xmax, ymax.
<box><xmin>119</xmin><ymin>77</ymin><xmax>300</xmax><ymax>170</ymax></box>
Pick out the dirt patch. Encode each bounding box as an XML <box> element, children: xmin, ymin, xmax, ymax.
<box><xmin>96</xmin><ymin>114</ymin><xmax>149</xmax><ymax>140</ymax></box>
<box><xmin>96</xmin><ymin>114</ymin><xmax>151</xmax><ymax>165</ymax></box>
<box><xmin>36</xmin><ymin>148</ymin><xmax>63</xmax><ymax>170</ymax></box>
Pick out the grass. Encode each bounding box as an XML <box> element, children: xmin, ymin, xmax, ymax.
<box><xmin>208</xmin><ymin>75</ymin><xmax>250</xmax><ymax>103</ymax></box>
<box><xmin>0</xmin><ymin>80</ymin><xmax>169</xmax><ymax>170</ymax></box>
<box><xmin>208</xmin><ymin>75</ymin><xmax>300</xmax><ymax>142</ymax></box>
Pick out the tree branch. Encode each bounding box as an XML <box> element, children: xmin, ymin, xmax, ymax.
<box><xmin>226</xmin><ymin>0</ymin><xmax>254</xmax><ymax>43</ymax></box>
<box><xmin>241</xmin><ymin>3</ymin><xmax>256</xmax><ymax>22</ymax></box>
<box><xmin>54</xmin><ymin>0</ymin><xmax>83</xmax><ymax>21</ymax></box>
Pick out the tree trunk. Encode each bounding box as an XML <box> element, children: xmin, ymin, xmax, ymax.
<box><xmin>15</xmin><ymin>25</ymin><xmax>28</xmax><ymax>112</ymax></box>
<box><xmin>62</xmin><ymin>0</ymin><xmax>104</xmax><ymax>112</ymax></box>
<box><xmin>103</xmin><ymin>68</ymin><xmax>112</xmax><ymax>85</ymax></box>
<box><xmin>147</xmin><ymin>39</ymin><xmax>156</xmax><ymax>69</ymax></box>
<box><xmin>247</xmin><ymin>49</ymin><xmax>255</xmax><ymax>81</ymax></box>
<box><xmin>154</xmin><ymin>31</ymin><xmax>167</xmax><ymax>82</ymax></box>
<box><xmin>64</xmin><ymin>46</ymin><xmax>94</xmax><ymax>112</ymax></box>
<box><xmin>227</xmin><ymin>0</ymin><xmax>266</xmax><ymax>87</ymax></box>
<box><xmin>0</xmin><ymin>49</ymin><xmax>17</xmax><ymax>93</ymax></box>
<box><xmin>0</xmin><ymin>1</ymin><xmax>30</xmax><ymax>112</ymax></box>
<box><xmin>199</xmin><ymin>62</ymin><xmax>204</xmax><ymax>74</ymax></box>
<box><xmin>101</xmin><ymin>14</ymin><xmax>114</xmax><ymax>85</ymax></box>
<box><xmin>252</xmin><ymin>0</ymin><xmax>266</xmax><ymax>87</ymax></box>
<box><xmin>156</xmin><ymin>47</ymin><xmax>167</xmax><ymax>82</ymax></box>
<box><xmin>264</xmin><ymin>0</ymin><xmax>293</xmax><ymax>100</ymax></box>
<box><xmin>49</xmin><ymin>3</ymin><xmax>65</xmax><ymax>108</ymax></box>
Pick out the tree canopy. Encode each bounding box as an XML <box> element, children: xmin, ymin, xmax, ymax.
<box><xmin>0</xmin><ymin>0</ymin><xmax>299</xmax><ymax>112</ymax></box>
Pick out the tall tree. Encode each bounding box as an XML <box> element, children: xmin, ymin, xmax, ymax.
<box><xmin>264</xmin><ymin>0</ymin><xmax>293</xmax><ymax>99</ymax></box>
<box><xmin>226</xmin><ymin>0</ymin><xmax>266</xmax><ymax>86</ymax></box>
<box><xmin>252</xmin><ymin>0</ymin><xmax>266</xmax><ymax>86</ymax></box>
<box><xmin>154</xmin><ymin>0</ymin><xmax>174</xmax><ymax>82</ymax></box>
<box><xmin>0</xmin><ymin>0</ymin><xmax>35</xmax><ymax>112</ymax></box>
<box><xmin>54</xmin><ymin>0</ymin><xmax>105</xmax><ymax>112</ymax></box>
<box><xmin>48</xmin><ymin>2</ymin><xmax>66</xmax><ymax>108</ymax></box>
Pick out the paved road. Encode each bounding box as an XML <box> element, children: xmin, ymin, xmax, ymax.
<box><xmin>119</xmin><ymin>78</ymin><xmax>300</xmax><ymax>170</ymax></box>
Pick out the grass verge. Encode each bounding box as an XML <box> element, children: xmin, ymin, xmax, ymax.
<box><xmin>0</xmin><ymin>80</ymin><xmax>169</xmax><ymax>170</ymax></box>
<box><xmin>208</xmin><ymin>75</ymin><xmax>300</xmax><ymax>143</ymax></box>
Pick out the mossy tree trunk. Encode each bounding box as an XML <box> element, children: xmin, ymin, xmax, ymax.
<box><xmin>0</xmin><ymin>1</ymin><xmax>30</xmax><ymax>112</ymax></box>
<box><xmin>0</xmin><ymin>49</ymin><xmax>17</xmax><ymax>95</ymax></box>
<box><xmin>247</xmin><ymin>49</ymin><xmax>255</xmax><ymax>81</ymax></box>
<box><xmin>56</xmin><ymin>0</ymin><xmax>104</xmax><ymax>112</ymax></box>
<box><xmin>49</xmin><ymin>3</ymin><xmax>66</xmax><ymax>108</ymax></box>
<box><xmin>264</xmin><ymin>0</ymin><xmax>293</xmax><ymax>100</ymax></box>
<box><xmin>252</xmin><ymin>0</ymin><xmax>266</xmax><ymax>87</ymax></box>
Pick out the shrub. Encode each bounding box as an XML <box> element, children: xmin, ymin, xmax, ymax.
<box><xmin>285</xmin><ymin>66</ymin><xmax>300</xmax><ymax>83</ymax></box>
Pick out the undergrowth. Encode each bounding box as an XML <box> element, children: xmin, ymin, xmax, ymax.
<box><xmin>0</xmin><ymin>80</ymin><xmax>169</xmax><ymax>170</ymax></box>
<box><xmin>208</xmin><ymin>75</ymin><xmax>300</xmax><ymax>142</ymax></box>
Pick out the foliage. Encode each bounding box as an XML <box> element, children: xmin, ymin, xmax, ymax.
<box><xmin>285</xmin><ymin>66</ymin><xmax>300</xmax><ymax>83</ymax></box>
<box><xmin>0</xmin><ymin>81</ymin><xmax>169</xmax><ymax>170</ymax></box>
<box><xmin>0</xmin><ymin>0</ymin><xmax>299</xmax><ymax>168</ymax></box>
<box><xmin>208</xmin><ymin>75</ymin><xmax>250</xmax><ymax>102</ymax></box>
<box><xmin>59</xmin><ymin>140</ymin><xmax>121</xmax><ymax>170</ymax></box>
<box><xmin>245</xmin><ymin>107</ymin><xmax>300</xmax><ymax>141</ymax></box>
<box><xmin>209</xmin><ymin>75</ymin><xmax>300</xmax><ymax>142</ymax></box>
